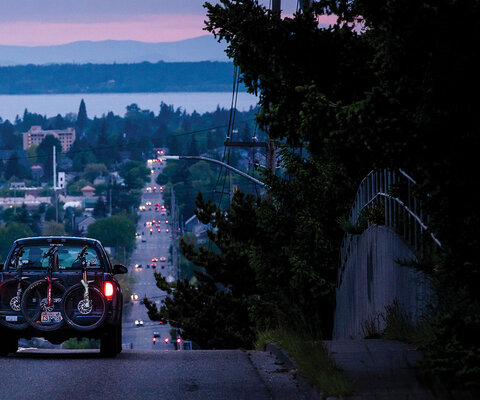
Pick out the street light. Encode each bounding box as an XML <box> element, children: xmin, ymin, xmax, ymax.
<box><xmin>161</xmin><ymin>155</ymin><xmax>267</xmax><ymax>188</ymax></box>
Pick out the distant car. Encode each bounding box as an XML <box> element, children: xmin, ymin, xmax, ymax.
<box><xmin>159</xmin><ymin>257</ymin><xmax>166</xmax><ymax>262</ymax></box>
<box><xmin>146</xmin><ymin>202</ymin><xmax>152</xmax><ymax>206</ymax></box>
<box><xmin>131</xmin><ymin>294</ymin><xmax>139</xmax><ymax>301</ymax></box>
<box><xmin>153</xmin><ymin>332</ymin><xmax>160</xmax><ymax>338</ymax></box>
<box><xmin>135</xmin><ymin>264</ymin><xmax>142</xmax><ymax>269</ymax></box>
<box><xmin>165</xmin><ymin>229</ymin><xmax>169</xmax><ymax>233</ymax></box>
<box><xmin>146</xmin><ymin>187</ymin><xmax>152</xmax><ymax>192</ymax></box>
<box><xmin>135</xmin><ymin>320</ymin><xmax>144</xmax><ymax>327</ymax></box>
<box><xmin>158</xmin><ymin>229</ymin><xmax>161</xmax><ymax>232</ymax></box>
<box><xmin>151</xmin><ymin>263</ymin><xmax>157</xmax><ymax>269</ymax></box>
<box><xmin>146</xmin><ymin>264</ymin><xmax>150</xmax><ymax>269</ymax></box>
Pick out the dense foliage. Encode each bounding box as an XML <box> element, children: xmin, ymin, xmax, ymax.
<box><xmin>145</xmin><ymin>0</ymin><xmax>480</xmax><ymax>388</ymax></box>
<box><xmin>0</xmin><ymin>62</ymin><xmax>244</xmax><ymax>94</ymax></box>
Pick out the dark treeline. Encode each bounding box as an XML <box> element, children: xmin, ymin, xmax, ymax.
<box><xmin>0</xmin><ymin>62</ymin><xmax>245</xmax><ymax>94</ymax></box>
<box><xmin>0</xmin><ymin>100</ymin><xmax>263</xmax><ymax>215</ymax></box>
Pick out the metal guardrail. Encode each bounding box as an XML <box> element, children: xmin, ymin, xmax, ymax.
<box><xmin>338</xmin><ymin>169</ymin><xmax>441</xmax><ymax>286</ymax></box>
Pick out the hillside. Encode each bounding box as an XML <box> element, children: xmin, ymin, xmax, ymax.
<box><xmin>0</xmin><ymin>62</ymin><xmax>244</xmax><ymax>94</ymax></box>
<box><xmin>0</xmin><ymin>36</ymin><xmax>228</xmax><ymax>66</ymax></box>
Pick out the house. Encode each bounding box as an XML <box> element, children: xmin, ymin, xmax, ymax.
<box><xmin>80</xmin><ymin>185</ymin><xmax>96</xmax><ymax>198</ymax></box>
<box><xmin>109</xmin><ymin>171</ymin><xmax>125</xmax><ymax>185</ymax></box>
<box><xmin>184</xmin><ymin>215</ymin><xmax>208</xmax><ymax>241</ymax></box>
<box><xmin>93</xmin><ymin>176</ymin><xmax>107</xmax><ymax>185</ymax></box>
<box><xmin>75</xmin><ymin>215</ymin><xmax>96</xmax><ymax>235</ymax></box>
<box><xmin>31</xmin><ymin>165</ymin><xmax>44</xmax><ymax>180</ymax></box>
<box><xmin>10</xmin><ymin>182</ymin><xmax>26</xmax><ymax>190</ymax></box>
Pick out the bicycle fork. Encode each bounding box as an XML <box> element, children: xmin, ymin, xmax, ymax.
<box><xmin>81</xmin><ymin>269</ymin><xmax>90</xmax><ymax>309</ymax></box>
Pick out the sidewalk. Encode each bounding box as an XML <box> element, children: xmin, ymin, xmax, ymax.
<box><xmin>323</xmin><ymin>339</ymin><xmax>442</xmax><ymax>400</ymax></box>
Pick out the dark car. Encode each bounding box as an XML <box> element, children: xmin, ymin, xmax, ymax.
<box><xmin>0</xmin><ymin>236</ymin><xmax>127</xmax><ymax>357</ymax></box>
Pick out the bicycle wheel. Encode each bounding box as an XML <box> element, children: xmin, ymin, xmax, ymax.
<box><xmin>21</xmin><ymin>280</ymin><xmax>66</xmax><ymax>331</ymax></box>
<box><xmin>0</xmin><ymin>279</ymin><xmax>31</xmax><ymax>330</ymax></box>
<box><xmin>61</xmin><ymin>284</ymin><xmax>107</xmax><ymax>331</ymax></box>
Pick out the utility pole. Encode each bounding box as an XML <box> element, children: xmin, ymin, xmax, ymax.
<box><xmin>272</xmin><ymin>0</ymin><xmax>281</xmax><ymax>13</ymax></box>
<box><xmin>299</xmin><ymin>0</ymin><xmax>311</xmax><ymax>10</ymax></box>
<box><xmin>171</xmin><ymin>186</ymin><xmax>178</xmax><ymax>281</ymax></box>
<box><xmin>109</xmin><ymin>188</ymin><xmax>112</xmax><ymax>216</ymax></box>
<box><xmin>53</xmin><ymin>145</ymin><xmax>58</xmax><ymax>223</ymax></box>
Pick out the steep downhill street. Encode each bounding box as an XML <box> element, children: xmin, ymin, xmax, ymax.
<box><xmin>122</xmin><ymin>158</ymin><xmax>176</xmax><ymax>350</ymax></box>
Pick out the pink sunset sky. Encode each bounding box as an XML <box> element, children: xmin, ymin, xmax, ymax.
<box><xmin>0</xmin><ymin>0</ymin><xmax>336</xmax><ymax>46</ymax></box>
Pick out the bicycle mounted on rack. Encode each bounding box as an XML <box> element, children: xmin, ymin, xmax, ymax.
<box><xmin>21</xmin><ymin>244</ymin><xmax>66</xmax><ymax>331</ymax></box>
<box><xmin>61</xmin><ymin>245</ymin><xmax>108</xmax><ymax>331</ymax></box>
<box><xmin>0</xmin><ymin>245</ymin><xmax>31</xmax><ymax>330</ymax></box>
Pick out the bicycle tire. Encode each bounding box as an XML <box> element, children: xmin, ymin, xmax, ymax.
<box><xmin>0</xmin><ymin>279</ymin><xmax>31</xmax><ymax>330</ymax></box>
<box><xmin>61</xmin><ymin>284</ymin><xmax>107</xmax><ymax>331</ymax></box>
<box><xmin>21</xmin><ymin>280</ymin><xmax>66</xmax><ymax>332</ymax></box>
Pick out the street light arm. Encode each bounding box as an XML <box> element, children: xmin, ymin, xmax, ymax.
<box><xmin>161</xmin><ymin>155</ymin><xmax>267</xmax><ymax>188</ymax></box>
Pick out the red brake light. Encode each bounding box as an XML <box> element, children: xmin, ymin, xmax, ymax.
<box><xmin>164</xmin><ymin>338</ymin><xmax>169</xmax><ymax>343</ymax></box>
<box><xmin>153</xmin><ymin>337</ymin><xmax>157</xmax><ymax>342</ymax></box>
<box><xmin>176</xmin><ymin>338</ymin><xmax>182</xmax><ymax>343</ymax></box>
<box><xmin>104</xmin><ymin>282</ymin><xmax>114</xmax><ymax>298</ymax></box>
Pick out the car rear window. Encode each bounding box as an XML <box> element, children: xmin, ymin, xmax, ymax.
<box><xmin>8</xmin><ymin>244</ymin><xmax>102</xmax><ymax>271</ymax></box>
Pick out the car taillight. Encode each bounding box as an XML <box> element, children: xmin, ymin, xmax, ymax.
<box><xmin>153</xmin><ymin>337</ymin><xmax>157</xmax><ymax>342</ymax></box>
<box><xmin>176</xmin><ymin>338</ymin><xmax>182</xmax><ymax>343</ymax></box>
<box><xmin>164</xmin><ymin>338</ymin><xmax>169</xmax><ymax>343</ymax></box>
<box><xmin>104</xmin><ymin>282</ymin><xmax>114</xmax><ymax>299</ymax></box>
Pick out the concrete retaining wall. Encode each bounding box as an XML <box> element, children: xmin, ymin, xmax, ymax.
<box><xmin>333</xmin><ymin>225</ymin><xmax>429</xmax><ymax>339</ymax></box>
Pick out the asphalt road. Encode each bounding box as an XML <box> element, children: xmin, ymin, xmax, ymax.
<box><xmin>0</xmin><ymin>349</ymin><xmax>302</xmax><ymax>400</ymax></box>
<box><xmin>122</xmin><ymin>160</ymin><xmax>176</xmax><ymax>350</ymax></box>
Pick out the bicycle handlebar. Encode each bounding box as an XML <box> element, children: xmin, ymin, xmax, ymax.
<box><xmin>43</xmin><ymin>245</ymin><xmax>59</xmax><ymax>259</ymax></box>
<box><xmin>77</xmin><ymin>245</ymin><xmax>88</xmax><ymax>260</ymax></box>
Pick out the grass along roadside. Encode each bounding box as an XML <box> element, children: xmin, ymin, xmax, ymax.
<box><xmin>255</xmin><ymin>329</ymin><xmax>354</xmax><ymax>398</ymax></box>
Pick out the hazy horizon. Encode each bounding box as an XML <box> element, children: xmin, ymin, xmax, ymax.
<box><xmin>0</xmin><ymin>1</ymin><xmax>302</xmax><ymax>46</ymax></box>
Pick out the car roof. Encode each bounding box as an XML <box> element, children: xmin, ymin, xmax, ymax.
<box><xmin>14</xmin><ymin>236</ymin><xmax>103</xmax><ymax>247</ymax></box>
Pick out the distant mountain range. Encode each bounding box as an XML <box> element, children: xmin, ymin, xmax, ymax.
<box><xmin>0</xmin><ymin>36</ymin><xmax>229</xmax><ymax>66</ymax></box>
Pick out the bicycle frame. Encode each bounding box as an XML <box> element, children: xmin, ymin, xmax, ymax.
<box><xmin>42</xmin><ymin>245</ymin><xmax>59</xmax><ymax>310</ymax></box>
<box><xmin>81</xmin><ymin>245</ymin><xmax>90</xmax><ymax>302</ymax></box>
<box><xmin>9</xmin><ymin>246</ymin><xmax>26</xmax><ymax>312</ymax></box>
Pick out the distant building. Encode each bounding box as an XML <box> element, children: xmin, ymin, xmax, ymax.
<box><xmin>75</xmin><ymin>215</ymin><xmax>96</xmax><ymax>235</ymax></box>
<box><xmin>80</xmin><ymin>185</ymin><xmax>96</xmax><ymax>198</ymax></box>
<box><xmin>93</xmin><ymin>176</ymin><xmax>107</xmax><ymax>185</ymax></box>
<box><xmin>184</xmin><ymin>215</ymin><xmax>208</xmax><ymax>241</ymax></box>
<box><xmin>109</xmin><ymin>171</ymin><xmax>125</xmax><ymax>185</ymax></box>
<box><xmin>31</xmin><ymin>164</ymin><xmax>44</xmax><ymax>180</ymax></box>
<box><xmin>23</xmin><ymin>126</ymin><xmax>76</xmax><ymax>152</ymax></box>
<box><xmin>57</xmin><ymin>172</ymin><xmax>66</xmax><ymax>189</ymax></box>
<box><xmin>10</xmin><ymin>182</ymin><xmax>26</xmax><ymax>190</ymax></box>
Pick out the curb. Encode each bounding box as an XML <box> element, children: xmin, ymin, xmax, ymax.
<box><xmin>265</xmin><ymin>343</ymin><xmax>324</xmax><ymax>400</ymax></box>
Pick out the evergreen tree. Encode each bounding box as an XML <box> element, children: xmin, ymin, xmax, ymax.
<box><xmin>188</xmin><ymin>136</ymin><xmax>199</xmax><ymax>155</ymax></box>
<box><xmin>36</xmin><ymin>134</ymin><xmax>62</xmax><ymax>182</ymax></box>
<box><xmin>4</xmin><ymin>152</ymin><xmax>25</xmax><ymax>180</ymax></box>
<box><xmin>76</xmin><ymin>99</ymin><xmax>88</xmax><ymax>136</ymax></box>
<box><xmin>93</xmin><ymin>197</ymin><xmax>108</xmax><ymax>218</ymax></box>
